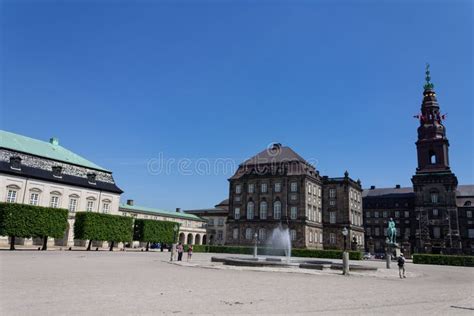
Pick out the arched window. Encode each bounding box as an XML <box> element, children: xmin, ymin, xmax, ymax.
<box><xmin>430</xmin><ymin>190</ymin><xmax>439</xmax><ymax>204</ymax></box>
<box><xmin>273</xmin><ymin>201</ymin><xmax>281</xmax><ymax>219</ymax></box>
<box><xmin>429</xmin><ymin>151</ymin><xmax>437</xmax><ymax>164</ymax></box>
<box><xmin>258</xmin><ymin>228</ymin><xmax>266</xmax><ymax>241</ymax></box>
<box><xmin>260</xmin><ymin>201</ymin><xmax>267</xmax><ymax>219</ymax></box>
<box><xmin>245</xmin><ymin>228</ymin><xmax>253</xmax><ymax>240</ymax></box>
<box><xmin>247</xmin><ymin>201</ymin><xmax>254</xmax><ymax>219</ymax></box>
<box><xmin>464</xmin><ymin>201</ymin><xmax>472</xmax><ymax>207</ymax></box>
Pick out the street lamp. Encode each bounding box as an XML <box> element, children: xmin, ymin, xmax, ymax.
<box><xmin>170</xmin><ymin>225</ymin><xmax>178</xmax><ymax>262</ymax></box>
<box><xmin>342</xmin><ymin>227</ymin><xmax>349</xmax><ymax>275</ymax></box>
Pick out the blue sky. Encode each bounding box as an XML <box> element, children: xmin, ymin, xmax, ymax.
<box><xmin>1</xmin><ymin>0</ymin><xmax>473</xmax><ymax>210</ymax></box>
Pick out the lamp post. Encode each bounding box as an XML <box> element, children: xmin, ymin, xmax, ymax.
<box><xmin>385</xmin><ymin>237</ymin><xmax>391</xmax><ymax>269</ymax></box>
<box><xmin>342</xmin><ymin>227</ymin><xmax>349</xmax><ymax>275</ymax></box>
<box><xmin>253</xmin><ymin>232</ymin><xmax>258</xmax><ymax>258</ymax></box>
<box><xmin>170</xmin><ymin>225</ymin><xmax>178</xmax><ymax>262</ymax></box>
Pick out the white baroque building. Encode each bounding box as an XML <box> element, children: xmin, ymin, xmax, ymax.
<box><xmin>0</xmin><ymin>130</ymin><xmax>123</xmax><ymax>247</ymax></box>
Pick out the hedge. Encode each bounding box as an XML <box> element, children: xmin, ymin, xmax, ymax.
<box><xmin>192</xmin><ymin>245</ymin><xmax>362</xmax><ymax>260</ymax></box>
<box><xmin>0</xmin><ymin>202</ymin><xmax>68</xmax><ymax>250</ymax></box>
<box><xmin>74</xmin><ymin>212</ymin><xmax>133</xmax><ymax>250</ymax></box>
<box><xmin>133</xmin><ymin>219</ymin><xmax>179</xmax><ymax>250</ymax></box>
<box><xmin>413</xmin><ymin>254</ymin><xmax>474</xmax><ymax>267</ymax></box>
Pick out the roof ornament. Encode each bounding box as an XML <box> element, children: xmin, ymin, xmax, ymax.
<box><xmin>424</xmin><ymin>63</ymin><xmax>434</xmax><ymax>90</ymax></box>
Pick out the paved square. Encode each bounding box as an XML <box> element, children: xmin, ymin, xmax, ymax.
<box><xmin>0</xmin><ymin>251</ymin><xmax>473</xmax><ymax>315</ymax></box>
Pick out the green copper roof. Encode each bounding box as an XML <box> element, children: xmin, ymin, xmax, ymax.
<box><xmin>0</xmin><ymin>130</ymin><xmax>109</xmax><ymax>172</ymax></box>
<box><xmin>119</xmin><ymin>203</ymin><xmax>206</xmax><ymax>222</ymax></box>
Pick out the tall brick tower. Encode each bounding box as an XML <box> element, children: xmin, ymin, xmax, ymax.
<box><xmin>411</xmin><ymin>64</ymin><xmax>460</xmax><ymax>254</ymax></box>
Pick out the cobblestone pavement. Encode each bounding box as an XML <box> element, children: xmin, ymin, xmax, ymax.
<box><xmin>0</xmin><ymin>250</ymin><xmax>473</xmax><ymax>315</ymax></box>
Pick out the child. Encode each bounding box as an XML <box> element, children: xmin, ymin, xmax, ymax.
<box><xmin>187</xmin><ymin>245</ymin><xmax>193</xmax><ymax>261</ymax></box>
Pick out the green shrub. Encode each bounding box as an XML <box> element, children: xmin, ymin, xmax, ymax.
<box><xmin>74</xmin><ymin>212</ymin><xmax>133</xmax><ymax>250</ymax></box>
<box><xmin>191</xmin><ymin>245</ymin><xmax>362</xmax><ymax>260</ymax></box>
<box><xmin>413</xmin><ymin>254</ymin><xmax>474</xmax><ymax>267</ymax></box>
<box><xmin>133</xmin><ymin>219</ymin><xmax>179</xmax><ymax>249</ymax></box>
<box><xmin>0</xmin><ymin>202</ymin><xmax>68</xmax><ymax>250</ymax></box>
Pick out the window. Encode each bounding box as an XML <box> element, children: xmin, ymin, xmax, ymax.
<box><xmin>309</xmin><ymin>231</ymin><xmax>313</xmax><ymax>242</ymax></box>
<box><xmin>217</xmin><ymin>231</ymin><xmax>223</xmax><ymax>240</ymax></box>
<box><xmin>260</xmin><ymin>201</ymin><xmax>267</xmax><ymax>219</ymax></box>
<box><xmin>405</xmin><ymin>211</ymin><xmax>410</xmax><ymax>218</ymax></box>
<box><xmin>248</xmin><ymin>183</ymin><xmax>255</xmax><ymax>194</ymax></box>
<box><xmin>6</xmin><ymin>190</ymin><xmax>17</xmax><ymax>203</ymax></box>
<box><xmin>329</xmin><ymin>189</ymin><xmax>336</xmax><ymax>199</ymax></box>
<box><xmin>432</xmin><ymin>209</ymin><xmax>438</xmax><ymax>216</ymax></box>
<box><xmin>319</xmin><ymin>232</ymin><xmax>323</xmax><ymax>243</ymax></box>
<box><xmin>208</xmin><ymin>219</ymin><xmax>214</xmax><ymax>226</ymax></box>
<box><xmin>261</xmin><ymin>183</ymin><xmax>267</xmax><ymax>193</ymax></box>
<box><xmin>330</xmin><ymin>211</ymin><xmax>336</xmax><ymax>224</ymax></box>
<box><xmin>245</xmin><ymin>228</ymin><xmax>253</xmax><ymax>240</ymax></box>
<box><xmin>29</xmin><ymin>193</ymin><xmax>39</xmax><ymax>206</ymax></box>
<box><xmin>290</xmin><ymin>229</ymin><xmax>296</xmax><ymax>241</ymax></box>
<box><xmin>274</xmin><ymin>183</ymin><xmax>281</xmax><ymax>192</ymax></box>
<box><xmin>86</xmin><ymin>200</ymin><xmax>94</xmax><ymax>212</ymax></box>
<box><xmin>366</xmin><ymin>227</ymin><xmax>371</xmax><ymax>236</ymax></box>
<box><xmin>383</xmin><ymin>211</ymin><xmax>388</xmax><ymax>218</ymax></box>
<box><xmin>329</xmin><ymin>200</ymin><xmax>336</xmax><ymax>206</ymax></box>
<box><xmin>404</xmin><ymin>228</ymin><xmax>410</xmax><ymax>237</ymax></box>
<box><xmin>395</xmin><ymin>211</ymin><xmax>400</xmax><ymax>218</ymax></box>
<box><xmin>218</xmin><ymin>218</ymin><xmax>224</xmax><ymax>226</ymax></box>
<box><xmin>258</xmin><ymin>228</ymin><xmax>266</xmax><ymax>241</ymax></box>
<box><xmin>307</xmin><ymin>184</ymin><xmax>312</xmax><ymax>194</ymax></box>
<box><xmin>290</xmin><ymin>182</ymin><xmax>297</xmax><ymax>192</ymax></box>
<box><xmin>430</xmin><ymin>192</ymin><xmax>439</xmax><ymax>204</ymax></box>
<box><xmin>290</xmin><ymin>194</ymin><xmax>297</xmax><ymax>201</ymax></box>
<box><xmin>468</xmin><ymin>229</ymin><xmax>474</xmax><ymax>239</ymax></box>
<box><xmin>50</xmin><ymin>195</ymin><xmax>60</xmax><ymax>208</ymax></box>
<box><xmin>433</xmin><ymin>227</ymin><xmax>441</xmax><ymax>239</ymax></box>
<box><xmin>273</xmin><ymin>201</ymin><xmax>281</xmax><ymax>219</ymax></box>
<box><xmin>318</xmin><ymin>208</ymin><xmax>322</xmax><ymax>223</ymax></box>
<box><xmin>234</xmin><ymin>196</ymin><xmax>241</xmax><ymax>202</ymax></box>
<box><xmin>464</xmin><ymin>201</ymin><xmax>472</xmax><ymax>207</ymax></box>
<box><xmin>467</xmin><ymin>211</ymin><xmax>472</xmax><ymax>218</ymax></box>
<box><xmin>102</xmin><ymin>203</ymin><xmax>110</xmax><ymax>214</ymax></box>
<box><xmin>122</xmin><ymin>212</ymin><xmax>127</xmax><ymax>216</ymax></box>
<box><xmin>234</xmin><ymin>208</ymin><xmax>240</xmax><ymax>219</ymax></box>
<box><xmin>384</xmin><ymin>228</ymin><xmax>388</xmax><ymax>236</ymax></box>
<box><xmin>68</xmin><ymin>198</ymin><xmax>78</xmax><ymax>212</ymax></box>
<box><xmin>233</xmin><ymin>228</ymin><xmax>239</xmax><ymax>239</ymax></box>
<box><xmin>366</xmin><ymin>211</ymin><xmax>371</xmax><ymax>218</ymax></box>
<box><xmin>10</xmin><ymin>157</ymin><xmax>22</xmax><ymax>170</ymax></box>
<box><xmin>290</xmin><ymin>206</ymin><xmax>297</xmax><ymax>220</ymax></box>
<box><xmin>247</xmin><ymin>201</ymin><xmax>254</xmax><ymax>219</ymax></box>
<box><xmin>375</xmin><ymin>227</ymin><xmax>380</xmax><ymax>236</ymax></box>
<box><xmin>329</xmin><ymin>233</ymin><xmax>336</xmax><ymax>244</ymax></box>
<box><xmin>318</xmin><ymin>187</ymin><xmax>322</xmax><ymax>197</ymax></box>
<box><xmin>52</xmin><ymin>166</ymin><xmax>62</xmax><ymax>178</ymax></box>
<box><xmin>235</xmin><ymin>184</ymin><xmax>241</xmax><ymax>194</ymax></box>
<box><xmin>87</xmin><ymin>173</ymin><xmax>97</xmax><ymax>184</ymax></box>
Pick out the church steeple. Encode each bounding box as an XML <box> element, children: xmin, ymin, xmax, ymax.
<box><xmin>415</xmin><ymin>64</ymin><xmax>450</xmax><ymax>173</ymax></box>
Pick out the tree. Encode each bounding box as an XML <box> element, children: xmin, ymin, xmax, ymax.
<box><xmin>0</xmin><ymin>203</ymin><xmax>68</xmax><ymax>250</ymax></box>
<box><xmin>133</xmin><ymin>219</ymin><xmax>179</xmax><ymax>251</ymax></box>
<box><xmin>74</xmin><ymin>212</ymin><xmax>133</xmax><ymax>251</ymax></box>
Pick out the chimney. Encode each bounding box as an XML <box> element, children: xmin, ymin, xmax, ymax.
<box><xmin>127</xmin><ymin>199</ymin><xmax>134</xmax><ymax>206</ymax></box>
<box><xmin>176</xmin><ymin>208</ymin><xmax>181</xmax><ymax>213</ymax></box>
<box><xmin>395</xmin><ymin>184</ymin><xmax>401</xmax><ymax>189</ymax></box>
<box><xmin>370</xmin><ymin>185</ymin><xmax>376</xmax><ymax>190</ymax></box>
<box><xmin>49</xmin><ymin>137</ymin><xmax>59</xmax><ymax>146</ymax></box>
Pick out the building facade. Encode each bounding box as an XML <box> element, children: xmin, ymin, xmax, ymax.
<box><xmin>120</xmin><ymin>200</ymin><xmax>207</xmax><ymax>246</ymax></box>
<box><xmin>362</xmin><ymin>68</ymin><xmax>474</xmax><ymax>256</ymax></box>
<box><xmin>225</xmin><ymin>143</ymin><xmax>364</xmax><ymax>250</ymax></box>
<box><xmin>0</xmin><ymin>130</ymin><xmax>123</xmax><ymax>247</ymax></box>
<box><xmin>185</xmin><ymin>199</ymin><xmax>229</xmax><ymax>245</ymax></box>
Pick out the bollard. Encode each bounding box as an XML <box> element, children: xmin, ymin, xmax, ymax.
<box><xmin>342</xmin><ymin>251</ymin><xmax>350</xmax><ymax>275</ymax></box>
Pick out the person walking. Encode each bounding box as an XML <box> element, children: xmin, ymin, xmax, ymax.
<box><xmin>187</xmin><ymin>245</ymin><xmax>193</xmax><ymax>261</ymax></box>
<box><xmin>177</xmin><ymin>243</ymin><xmax>184</xmax><ymax>261</ymax></box>
<box><xmin>398</xmin><ymin>253</ymin><xmax>406</xmax><ymax>278</ymax></box>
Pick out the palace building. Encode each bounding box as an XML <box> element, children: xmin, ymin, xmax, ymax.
<box><xmin>0</xmin><ymin>130</ymin><xmax>123</xmax><ymax>247</ymax></box>
<box><xmin>225</xmin><ymin>144</ymin><xmax>364</xmax><ymax>250</ymax></box>
<box><xmin>185</xmin><ymin>199</ymin><xmax>229</xmax><ymax>245</ymax></box>
<box><xmin>362</xmin><ymin>67</ymin><xmax>474</xmax><ymax>256</ymax></box>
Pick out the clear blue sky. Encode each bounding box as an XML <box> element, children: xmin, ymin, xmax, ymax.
<box><xmin>1</xmin><ymin>0</ymin><xmax>473</xmax><ymax>210</ymax></box>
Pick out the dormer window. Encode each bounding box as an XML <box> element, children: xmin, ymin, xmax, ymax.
<box><xmin>87</xmin><ymin>173</ymin><xmax>97</xmax><ymax>184</ymax></box>
<box><xmin>10</xmin><ymin>157</ymin><xmax>21</xmax><ymax>170</ymax></box>
<box><xmin>52</xmin><ymin>166</ymin><xmax>62</xmax><ymax>178</ymax></box>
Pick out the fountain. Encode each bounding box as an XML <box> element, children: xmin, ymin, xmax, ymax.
<box><xmin>268</xmin><ymin>224</ymin><xmax>292</xmax><ymax>263</ymax></box>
